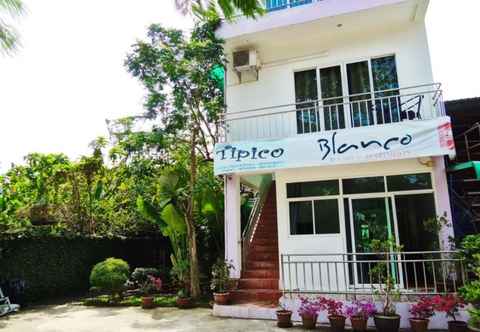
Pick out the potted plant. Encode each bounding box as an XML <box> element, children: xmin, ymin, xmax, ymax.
<box><xmin>370</xmin><ymin>239</ymin><xmax>402</xmax><ymax>332</ymax></box>
<box><xmin>130</xmin><ymin>267</ymin><xmax>162</xmax><ymax>309</ymax></box>
<box><xmin>320</xmin><ymin>296</ymin><xmax>346</xmax><ymax>332</ymax></box>
<box><xmin>409</xmin><ymin>297</ymin><xmax>435</xmax><ymax>332</ymax></box>
<box><xmin>170</xmin><ymin>257</ymin><xmax>193</xmax><ymax>309</ymax></box>
<box><xmin>276</xmin><ymin>302</ymin><xmax>293</xmax><ymax>328</ymax></box>
<box><xmin>298</xmin><ymin>296</ymin><xmax>320</xmax><ymax>329</ymax></box>
<box><xmin>210</xmin><ymin>259</ymin><xmax>235</xmax><ymax>305</ymax></box>
<box><xmin>140</xmin><ymin>275</ymin><xmax>162</xmax><ymax>309</ymax></box>
<box><xmin>345</xmin><ymin>300</ymin><xmax>377</xmax><ymax>332</ymax></box>
<box><xmin>431</xmin><ymin>294</ymin><xmax>467</xmax><ymax>332</ymax></box>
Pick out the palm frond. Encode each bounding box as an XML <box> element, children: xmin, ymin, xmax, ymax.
<box><xmin>0</xmin><ymin>0</ymin><xmax>24</xmax><ymax>15</ymax></box>
<box><xmin>0</xmin><ymin>0</ymin><xmax>24</xmax><ymax>54</ymax></box>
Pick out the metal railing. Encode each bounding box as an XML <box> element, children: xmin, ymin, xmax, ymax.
<box><xmin>280</xmin><ymin>251</ymin><xmax>466</xmax><ymax>296</ymax></box>
<box><xmin>241</xmin><ymin>181</ymin><xmax>272</xmax><ymax>270</ymax></box>
<box><xmin>456</xmin><ymin>122</ymin><xmax>480</xmax><ymax>161</ymax></box>
<box><xmin>221</xmin><ymin>83</ymin><xmax>444</xmax><ymax>143</ymax></box>
<box><xmin>263</xmin><ymin>0</ymin><xmax>321</xmax><ymax>12</ymax></box>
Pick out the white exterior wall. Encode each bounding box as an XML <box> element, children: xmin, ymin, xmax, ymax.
<box><xmin>225</xmin><ymin>23</ymin><xmax>435</xmax><ymax>142</ymax></box>
<box><xmin>274</xmin><ymin>158</ymin><xmax>440</xmax><ymax>290</ymax></box>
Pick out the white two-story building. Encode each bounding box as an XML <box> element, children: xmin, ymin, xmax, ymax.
<box><xmin>213</xmin><ymin>0</ymin><xmax>465</xmax><ymax>327</ymax></box>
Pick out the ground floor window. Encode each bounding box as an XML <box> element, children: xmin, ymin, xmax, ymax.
<box><xmin>287</xmin><ymin>173</ymin><xmax>437</xmax><ymax>252</ymax></box>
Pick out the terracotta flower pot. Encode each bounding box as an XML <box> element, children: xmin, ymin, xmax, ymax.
<box><xmin>410</xmin><ymin>318</ymin><xmax>429</xmax><ymax>332</ymax></box>
<box><xmin>374</xmin><ymin>314</ymin><xmax>401</xmax><ymax>332</ymax></box>
<box><xmin>213</xmin><ymin>292</ymin><xmax>231</xmax><ymax>305</ymax></box>
<box><xmin>176</xmin><ymin>297</ymin><xmax>193</xmax><ymax>309</ymax></box>
<box><xmin>276</xmin><ymin>310</ymin><xmax>293</xmax><ymax>328</ymax></box>
<box><xmin>301</xmin><ymin>314</ymin><xmax>318</xmax><ymax>330</ymax></box>
<box><xmin>329</xmin><ymin>315</ymin><xmax>346</xmax><ymax>332</ymax></box>
<box><xmin>449</xmin><ymin>321</ymin><xmax>468</xmax><ymax>332</ymax></box>
<box><xmin>141</xmin><ymin>296</ymin><xmax>154</xmax><ymax>309</ymax></box>
<box><xmin>350</xmin><ymin>315</ymin><xmax>368</xmax><ymax>332</ymax></box>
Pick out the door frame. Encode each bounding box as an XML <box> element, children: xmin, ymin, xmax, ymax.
<box><xmin>346</xmin><ymin>193</ymin><xmax>404</xmax><ymax>289</ymax></box>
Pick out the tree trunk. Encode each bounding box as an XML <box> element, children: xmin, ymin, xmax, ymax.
<box><xmin>186</xmin><ymin>127</ymin><xmax>201</xmax><ymax>298</ymax></box>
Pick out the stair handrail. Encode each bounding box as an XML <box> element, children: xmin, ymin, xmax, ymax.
<box><xmin>450</xmin><ymin>187</ymin><xmax>479</xmax><ymax>233</ymax></box>
<box><xmin>242</xmin><ymin>180</ymin><xmax>272</xmax><ymax>270</ymax></box>
<box><xmin>455</xmin><ymin>122</ymin><xmax>480</xmax><ymax>161</ymax></box>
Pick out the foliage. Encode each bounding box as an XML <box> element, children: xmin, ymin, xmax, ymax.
<box><xmin>89</xmin><ymin>258</ymin><xmax>130</xmax><ymax>301</ymax></box>
<box><xmin>174</xmin><ymin>0</ymin><xmax>264</xmax><ymax>20</ymax></box>
<box><xmin>344</xmin><ymin>300</ymin><xmax>376</xmax><ymax>318</ymax></box>
<box><xmin>459</xmin><ymin>253</ymin><xmax>480</xmax><ymax>327</ymax></box>
<box><xmin>83</xmin><ymin>294</ymin><xmax>176</xmax><ymax>307</ymax></box>
<box><xmin>431</xmin><ymin>294</ymin><xmax>465</xmax><ymax>321</ymax></box>
<box><xmin>369</xmin><ymin>238</ymin><xmax>403</xmax><ymax>316</ymax></box>
<box><xmin>0</xmin><ymin>0</ymin><xmax>24</xmax><ymax>54</ymax></box>
<box><xmin>460</xmin><ymin>235</ymin><xmax>480</xmax><ymax>273</ymax></box>
<box><xmin>210</xmin><ymin>259</ymin><xmax>234</xmax><ymax>293</ymax></box>
<box><xmin>0</xmin><ymin>237</ymin><xmax>168</xmax><ymax>304</ymax></box>
<box><xmin>129</xmin><ymin>267</ymin><xmax>163</xmax><ymax>295</ymax></box>
<box><xmin>318</xmin><ymin>296</ymin><xmax>344</xmax><ymax>316</ymax></box>
<box><xmin>409</xmin><ymin>297</ymin><xmax>435</xmax><ymax>320</ymax></box>
<box><xmin>125</xmin><ymin>13</ymin><xmax>225</xmax><ymax>298</ymax></box>
<box><xmin>298</xmin><ymin>296</ymin><xmax>321</xmax><ymax>318</ymax></box>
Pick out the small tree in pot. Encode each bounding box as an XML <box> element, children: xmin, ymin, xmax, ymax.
<box><xmin>409</xmin><ymin>297</ymin><xmax>435</xmax><ymax>332</ymax></box>
<box><xmin>319</xmin><ymin>297</ymin><xmax>346</xmax><ymax>332</ymax></box>
<box><xmin>210</xmin><ymin>259</ymin><xmax>234</xmax><ymax>305</ymax></box>
<box><xmin>431</xmin><ymin>294</ymin><xmax>466</xmax><ymax>332</ymax></box>
<box><xmin>345</xmin><ymin>300</ymin><xmax>377</xmax><ymax>332</ymax></box>
<box><xmin>459</xmin><ymin>254</ymin><xmax>480</xmax><ymax>332</ymax></box>
<box><xmin>370</xmin><ymin>239</ymin><xmax>402</xmax><ymax>332</ymax></box>
<box><xmin>130</xmin><ymin>268</ymin><xmax>162</xmax><ymax>309</ymax></box>
<box><xmin>171</xmin><ymin>257</ymin><xmax>193</xmax><ymax>309</ymax></box>
<box><xmin>298</xmin><ymin>296</ymin><xmax>321</xmax><ymax>329</ymax></box>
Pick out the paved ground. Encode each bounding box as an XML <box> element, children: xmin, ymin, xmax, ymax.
<box><xmin>0</xmin><ymin>303</ymin><xmax>309</xmax><ymax>332</ymax></box>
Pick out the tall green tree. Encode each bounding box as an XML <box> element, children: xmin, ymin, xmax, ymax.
<box><xmin>175</xmin><ymin>0</ymin><xmax>264</xmax><ymax>20</ymax></box>
<box><xmin>0</xmin><ymin>0</ymin><xmax>24</xmax><ymax>53</ymax></box>
<box><xmin>125</xmin><ymin>15</ymin><xmax>225</xmax><ymax>298</ymax></box>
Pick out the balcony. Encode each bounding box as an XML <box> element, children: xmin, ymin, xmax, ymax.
<box><xmin>221</xmin><ymin>83</ymin><xmax>445</xmax><ymax>143</ymax></box>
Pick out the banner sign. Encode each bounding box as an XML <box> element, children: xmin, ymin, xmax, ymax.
<box><xmin>214</xmin><ymin>116</ymin><xmax>455</xmax><ymax>175</ymax></box>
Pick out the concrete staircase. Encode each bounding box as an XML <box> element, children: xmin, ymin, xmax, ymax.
<box><xmin>231</xmin><ymin>184</ymin><xmax>282</xmax><ymax>304</ymax></box>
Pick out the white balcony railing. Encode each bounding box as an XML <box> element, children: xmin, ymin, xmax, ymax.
<box><xmin>221</xmin><ymin>83</ymin><xmax>445</xmax><ymax>143</ymax></box>
<box><xmin>281</xmin><ymin>251</ymin><xmax>466</xmax><ymax>296</ymax></box>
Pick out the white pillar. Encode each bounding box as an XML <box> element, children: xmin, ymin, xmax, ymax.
<box><xmin>432</xmin><ymin>156</ymin><xmax>455</xmax><ymax>251</ymax></box>
<box><xmin>224</xmin><ymin>174</ymin><xmax>242</xmax><ymax>279</ymax></box>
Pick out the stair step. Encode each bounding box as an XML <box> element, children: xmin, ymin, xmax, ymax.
<box><xmin>239</xmin><ymin>278</ymin><xmax>278</xmax><ymax>289</ymax></box>
<box><xmin>252</xmin><ymin>238</ymin><xmax>277</xmax><ymax>245</ymax></box>
<box><xmin>230</xmin><ymin>289</ymin><xmax>282</xmax><ymax>304</ymax></box>
<box><xmin>247</xmin><ymin>261</ymin><xmax>278</xmax><ymax>270</ymax></box>
<box><xmin>243</xmin><ymin>269</ymin><xmax>279</xmax><ymax>279</ymax></box>
<box><xmin>249</xmin><ymin>245</ymin><xmax>278</xmax><ymax>252</ymax></box>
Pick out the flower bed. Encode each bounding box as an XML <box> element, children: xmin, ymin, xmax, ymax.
<box><xmin>83</xmin><ymin>294</ymin><xmax>176</xmax><ymax>307</ymax></box>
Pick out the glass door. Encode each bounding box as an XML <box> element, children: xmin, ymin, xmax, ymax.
<box><xmin>347</xmin><ymin>61</ymin><xmax>374</xmax><ymax>128</ymax></box>
<box><xmin>371</xmin><ymin>56</ymin><xmax>401</xmax><ymax>124</ymax></box>
<box><xmin>294</xmin><ymin>69</ymin><xmax>318</xmax><ymax>134</ymax></box>
<box><xmin>319</xmin><ymin>66</ymin><xmax>345</xmax><ymax>130</ymax></box>
<box><xmin>349</xmin><ymin>196</ymin><xmax>401</xmax><ymax>288</ymax></box>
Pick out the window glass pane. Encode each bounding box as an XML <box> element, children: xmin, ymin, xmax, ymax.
<box><xmin>372</xmin><ymin>56</ymin><xmax>400</xmax><ymax>124</ymax></box>
<box><xmin>314</xmin><ymin>200</ymin><xmax>340</xmax><ymax>234</ymax></box>
<box><xmin>289</xmin><ymin>201</ymin><xmax>313</xmax><ymax>235</ymax></box>
<box><xmin>287</xmin><ymin>180</ymin><xmax>339</xmax><ymax>198</ymax></box>
<box><xmin>372</xmin><ymin>56</ymin><xmax>399</xmax><ymax>92</ymax></box>
<box><xmin>295</xmin><ymin>70</ymin><xmax>318</xmax><ymax>134</ymax></box>
<box><xmin>387</xmin><ymin>173</ymin><xmax>432</xmax><ymax>191</ymax></box>
<box><xmin>320</xmin><ymin>66</ymin><xmax>345</xmax><ymax>130</ymax></box>
<box><xmin>343</xmin><ymin>177</ymin><xmax>385</xmax><ymax>194</ymax></box>
<box><xmin>347</xmin><ymin>61</ymin><xmax>373</xmax><ymax>127</ymax></box>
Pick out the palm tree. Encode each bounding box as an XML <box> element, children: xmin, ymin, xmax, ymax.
<box><xmin>175</xmin><ymin>0</ymin><xmax>264</xmax><ymax>20</ymax></box>
<box><xmin>0</xmin><ymin>0</ymin><xmax>24</xmax><ymax>54</ymax></box>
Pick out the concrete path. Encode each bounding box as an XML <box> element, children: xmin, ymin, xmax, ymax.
<box><xmin>0</xmin><ymin>303</ymin><xmax>309</xmax><ymax>332</ymax></box>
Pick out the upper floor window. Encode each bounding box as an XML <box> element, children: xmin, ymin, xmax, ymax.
<box><xmin>294</xmin><ymin>55</ymin><xmax>414</xmax><ymax>135</ymax></box>
<box><xmin>266</xmin><ymin>0</ymin><xmax>313</xmax><ymax>12</ymax></box>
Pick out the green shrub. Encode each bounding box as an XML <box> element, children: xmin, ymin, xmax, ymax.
<box><xmin>82</xmin><ymin>294</ymin><xmax>176</xmax><ymax>307</ymax></box>
<box><xmin>89</xmin><ymin>258</ymin><xmax>130</xmax><ymax>301</ymax></box>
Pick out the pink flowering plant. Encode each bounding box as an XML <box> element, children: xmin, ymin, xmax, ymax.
<box><xmin>298</xmin><ymin>296</ymin><xmax>322</xmax><ymax>318</ymax></box>
<box><xmin>409</xmin><ymin>297</ymin><xmax>435</xmax><ymax>320</ymax></box>
<box><xmin>345</xmin><ymin>300</ymin><xmax>377</xmax><ymax>318</ymax></box>
<box><xmin>319</xmin><ymin>296</ymin><xmax>345</xmax><ymax>316</ymax></box>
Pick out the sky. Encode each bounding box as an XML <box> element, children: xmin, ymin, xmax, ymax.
<box><xmin>0</xmin><ymin>1</ymin><xmax>479</xmax><ymax>171</ymax></box>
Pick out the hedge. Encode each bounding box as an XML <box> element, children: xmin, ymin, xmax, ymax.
<box><xmin>0</xmin><ymin>237</ymin><xmax>169</xmax><ymax>305</ymax></box>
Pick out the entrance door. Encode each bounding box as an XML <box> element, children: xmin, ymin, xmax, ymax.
<box><xmin>319</xmin><ymin>66</ymin><xmax>346</xmax><ymax>131</ymax></box>
<box><xmin>349</xmin><ymin>196</ymin><xmax>401</xmax><ymax>287</ymax></box>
